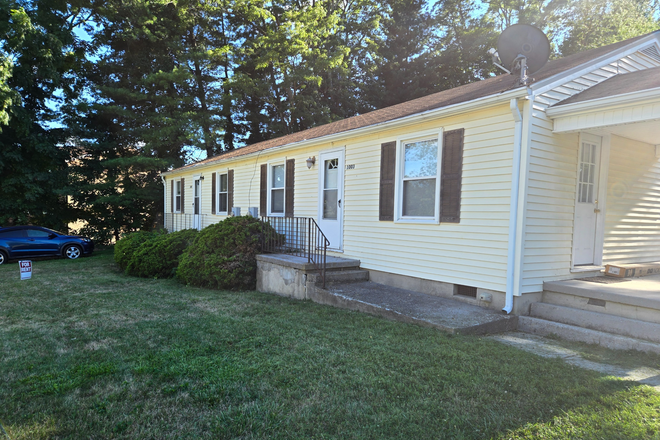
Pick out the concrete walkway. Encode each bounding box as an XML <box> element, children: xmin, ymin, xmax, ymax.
<box><xmin>310</xmin><ymin>281</ymin><xmax>518</xmax><ymax>335</ymax></box>
<box><xmin>491</xmin><ymin>332</ymin><xmax>660</xmax><ymax>390</ymax></box>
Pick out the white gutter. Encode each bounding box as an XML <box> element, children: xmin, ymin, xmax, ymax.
<box><xmin>545</xmin><ymin>86</ymin><xmax>660</xmax><ymax>118</ymax></box>
<box><xmin>162</xmin><ymin>87</ymin><xmax>527</xmax><ymax>176</ymax></box>
<box><xmin>504</xmin><ymin>98</ymin><xmax>523</xmax><ymax>314</ymax></box>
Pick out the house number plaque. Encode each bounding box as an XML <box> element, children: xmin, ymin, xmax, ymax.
<box><xmin>346</xmin><ymin>164</ymin><xmax>356</xmax><ymax>170</ymax></box>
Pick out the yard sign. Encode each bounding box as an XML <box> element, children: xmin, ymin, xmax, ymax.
<box><xmin>19</xmin><ymin>260</ymin><xmax>32</xmax><ymax>280</ymax></box>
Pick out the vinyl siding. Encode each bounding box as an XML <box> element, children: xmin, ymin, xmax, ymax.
<box><xmin>165</xmin><ymin>104</ymin><xmax>515</xmax><ymax>293</ymax></box>
<box><xmin>521</xmin><ymin>46</ymin><xmax>660</xmax><ymax>293</ymax></box>
<box><xmin>603</xmin><ymin>136</ymin><xmax>660</xmax><ymax>264</ymax></box>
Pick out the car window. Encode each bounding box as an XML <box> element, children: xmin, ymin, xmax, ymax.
<box><xmin>0</xmin><ymin>230</ymin><xmax>25</xmax><ymax>238</ymax></box>
<box><xmin>26</xmin><ymin>229</ymin><xmax>51</xmax><ymax>238</ymax></box>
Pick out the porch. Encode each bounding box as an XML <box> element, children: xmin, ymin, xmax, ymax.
<box><xmin>519</xmin><ymin>274</ymin><xmax>660</xmax><ymax>353</ymax></box>
<box><xmin>544</xmin><ymin>67</ymin><xmax>660</xmax><ymax>273</ymax></box>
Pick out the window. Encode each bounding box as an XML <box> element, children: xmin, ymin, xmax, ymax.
<box><xmin>175</xmin><ymin>180</ymin><xmax>182</xmax><ymax>212</ymax></box>
<box><xmin>217</xmin><ymin>173</ymin><xmax>228</xmax><ymax>213</ymax></box>
<box><xmin>397</xmin><ymin>134</ymin><xmax>441</xmax><ymax>222</ymax></box>
<box><xmin>269</xmin><ymin>163</ymin><xmax>285</xmax><ymax>215</ymax></box>
<box><xmin>26</xmin><ymin>229</ymin><xmax>50</xmax><ymax>238</ymax></box>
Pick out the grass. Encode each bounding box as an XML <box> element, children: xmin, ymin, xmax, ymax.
<box><xmin>1</xmin><ymin>250</ymin><xmax>659</xmax><ymax>439</ymax></box>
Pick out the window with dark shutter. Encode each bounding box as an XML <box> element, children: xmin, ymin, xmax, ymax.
<box><xmin>228</xmin><ymin>169</ymin><xmax>234</xmax><ymax>214</ymax></box>
<box><xmin>181</xmin><ymin>178</ymin><xmax>185</xmax><ymax>213</ymax></box>
<box><xmin>211</xmin><ymin>172</ymin><xmax>217</xmax><ymax>214</ymax></box>
<box><xmin>260</xmin><ymin>164</ymin><xmax>267</xmax><ymax>216</ymax></box>
<box><xmin>285</xmin><ymin>159</ymin><xmax>294</xmax><ymax>218</ymax></box>
<box><xmin>379</xmin><ymin>141</ymin><xmax>396</xmax><ymax>221</ymax></box>
<box><xmin>440</xmin><ymin>128</ymin><xmax>464</xmax><ymax>223</ymax></box>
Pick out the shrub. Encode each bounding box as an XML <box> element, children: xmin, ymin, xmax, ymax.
<box><xmin>176</xmin><ymin>216</ymin><xmax>276</xmax><ymax>290</ymax></box>
<box><xmin>114</xmin><ymin>230</ymin><xmax>164</xmax><ymax>270</ymax></box>
<box><xmin>125</xmin><ymin>229</ymin><xmax>199</xmax><ymax>279</ymax></box>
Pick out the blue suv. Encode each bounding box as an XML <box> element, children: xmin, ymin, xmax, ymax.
<box><xmin>0</xmin><ymin>226</ymin><xmax>94</xmax><ymax>265</ymax></box>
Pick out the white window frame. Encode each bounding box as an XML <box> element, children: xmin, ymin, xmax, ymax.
<box><xmin>216</xmin><ymin>171</ymin><xmax>229</xmax><ymax>215</ymax></box>
<box><xmin>394</xmin><ymin>128</ymin><xmax>443</xmax><ymax>224</ymax></box>
<box><xmin>267</xmin><ymin>160</ymin><xmax>286</xmax><ymax>217</ymax></box>
<box><xmin>174</xmin><ymin>179</ymin><xmax>182</xmax><ymax>213</ymax></box>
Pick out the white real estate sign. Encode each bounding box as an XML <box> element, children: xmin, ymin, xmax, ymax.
<box><xmin>19</xmin><ymin>260</ymin><xmax>32</xmax><ymax>280</ymax></box>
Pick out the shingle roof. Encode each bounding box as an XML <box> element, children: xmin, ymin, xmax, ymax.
<box><xmin>553</xmin><ymin>66</ymin><xmax>660</xmax><ymax>106</ymax></box>
<box><xmin>170</xmin><ymin>31</ymin><xmax>658</xmax><ymax>173</ymax></box>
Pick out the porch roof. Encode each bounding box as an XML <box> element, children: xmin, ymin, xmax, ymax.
<box><xmin>546</xmin><ymin>68</ymin><xmax>660</xmax><ymax>144</ymax></box>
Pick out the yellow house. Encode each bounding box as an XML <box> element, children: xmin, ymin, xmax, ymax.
<box><xmin>162</xmin><ymin>31</ymin><xmax>660</xmax><ymax>316</ymax></box>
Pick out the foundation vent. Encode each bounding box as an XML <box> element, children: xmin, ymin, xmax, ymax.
<box><xmin>455</xmin><ymin>285</ymin><xmax>477</xmax><ymax>298</ymax></box>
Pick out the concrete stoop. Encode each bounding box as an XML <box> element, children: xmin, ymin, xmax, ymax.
<box><xmin>518</xmin><ymin>316</ymin><xmax>660</xmax><ymax>354</ymax></box>
<box><xmin>518</xmin><ymin>277</ymin><xmax>660</xmax><ymax>353</ymax></box>
<box><xmin>309</xmin><ymin>281</ymin><xmax>518</xmax><ymax>335</ymax></box>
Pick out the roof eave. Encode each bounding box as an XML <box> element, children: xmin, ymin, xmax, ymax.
<box><xmin>162</xmin><ymin>86</ymin><xmax>528</xmax><ymax>177</ymax></box>
<box><xmin>546</xmin><ymin>86</ymin><xmax>660</xmax><ymax>118</ymax></box>
<box><xmin>530</xmin><ymin>32</ymin><xmax>660</xmax><ymax>98</ymax></box>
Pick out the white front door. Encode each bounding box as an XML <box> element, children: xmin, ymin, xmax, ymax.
<box><xmin>573</xmin><ymin>135</ymin><xmax>602</xmax><ymax>266</ymax></box>
<box><xmin>193</xmin><ymin>178</ymin><xmax>202</xmax><ymax>230</ymax></box>
<box><xmin>318</xmin><ymin>149</ymin><xmax>344</xmax><ymax>250</ymax></box>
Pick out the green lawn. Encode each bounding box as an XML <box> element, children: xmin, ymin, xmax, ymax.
<box><xmin>1</xmin><ymin>250</ymin><xmax>659</xmax><ymax>439</ymax></box>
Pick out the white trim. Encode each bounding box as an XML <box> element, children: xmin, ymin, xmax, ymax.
<box><xmin>531</xmin><ymin>36</ymin><xmax>660</xmax><ymax>96</ymax></box>
<box><xmin>513</xmin><ymin>96</ymin><xmax>535</xmax><ymax>298</ymax></box>
<box><xmin>393</xmin><ymin>128</ymin><xmax>443</xmax><ymax>224</ymax></box>
<box><xmin>503</xmin><ymin>98</ymin><xmax>524</xmax><ymax>313</ymax></box>
<box><xmin>215</xmin><ymin>170</ymin><xmax>229</xmax><ymax>215</ymax></box>
<box><xmin>267</xmin><ymin>159</ymin><xmax>286</xmax><ymax>217</ymax></box>
<box><xmin>317</xmin><ymin>147</ymin><xmax>346</xmax><ymax>251</ymax></box>
<box><xmin>193</xmin><ymin>177</ymin><xmax>202</xmax><ymax>230</ymax></box>
<box><xmin>162</xmin><ymin>88</ymin><xmax>528</xmax><ymax>177</ymax></box>
<box><xmin>594</xmin><ymin>135</ymin><xmax>610</xmax><ymax>266</ymax></box>
<box><xmin>570</xmin><ymin>133</ymin><xmax>608</xmax><ymax>268</ymax></box>
<box><xmin>570</xmin><ymin>265</ymin><xmax>604</xmax><ymax>273</ymax></box>
<box><xmin>173</xmin><ymin>179</ymin><xmax>182</xmax><ymax>213</ymax></box>
<box><xmin>546</xmin><ymin>86</ymin><xmax>660</xmax><ymax>118</ymax></box>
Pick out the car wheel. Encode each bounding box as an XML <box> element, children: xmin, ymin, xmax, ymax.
<box><xmin>0</xmin><ymin>251</ymin><xmax>7</xmax><ymax>265</ymax></box>
<box><xmin>64</xmin><ymin>245</ymin><xmax>82</xmax><ymax>260</ymax></box>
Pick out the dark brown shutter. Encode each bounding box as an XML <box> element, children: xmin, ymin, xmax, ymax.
<box><xmin>170</xmin><ymin>179</ymin><xmax>174</xmax><ymax>213</ymax></box>
<box><xmin>285</xmin><ymin>159</ymin><xmax>295</xmax><ymax>218</ymax></box>
<box><xmin>211</xmin><ymin>172</ymin><xmax>216</xmax><ymax>214</ymax></box>
<box><xmin>180</xmin><ymin>178</ymin><xmax>185</xmax><ymax>213</ymax></box>
<box><xmin>227</xmin><ymin>169</ymin><xmax>234</xmax><ymax>214</ymax></box>
<box><xmin>260</xmin><ymin>164</ymin><xmax>267</xmax><ymax>216</ymax></box>
<box><xmin>440</xmin><ymin>128</ymin><xmax>464</xmax><ymax>223</ymax></box>
<box><xmin>379</xmin><ymin>141</ymin><xmax>396</xmax><ymax>221</ymax></box>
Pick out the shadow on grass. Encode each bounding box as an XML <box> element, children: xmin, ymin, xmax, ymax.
<box><xmin>1</xmin><ymin>251</ymin><xmax>659</xmax><ymax>439</ymax></box>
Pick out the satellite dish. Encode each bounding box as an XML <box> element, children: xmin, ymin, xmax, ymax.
<box><xmin>497</xmin><ymin>24</ymin><xmax>550</xmax><ymax>78</ymax></box>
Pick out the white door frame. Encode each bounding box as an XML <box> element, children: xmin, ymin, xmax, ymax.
<box><xmin>318</xmin><ymin>147</ymin><xmax>345</xmax><ymax>251</ymax></box>
<box><xmin>571</xmin><ymin>132</ymin><xmax>610</xmax><ymax>268</ymax></box>
<box><xmin>193</xmin><ymin>177</ymin><xmax>202</xmax><ymax>230</ymax></box>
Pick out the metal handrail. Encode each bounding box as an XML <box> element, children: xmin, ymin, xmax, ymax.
<box><xmin>163</xmin><ymin>213</ymin><xmax>207</xmax><ymax>232</ymax></box>
<box><xmin>260</xmin><ymin>216</ymin><xmax>330</xmax><ymax>288</ymax></box>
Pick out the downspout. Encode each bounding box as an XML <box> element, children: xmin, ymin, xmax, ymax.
<box><xmin>504</xmin><ymin>98</ymin><xmax>523</xmax><ymax>314</ymax></box>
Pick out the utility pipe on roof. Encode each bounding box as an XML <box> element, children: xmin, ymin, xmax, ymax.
<box><xmin>504</xmin><ymin>98</ymin><xmax>523</xmax><ymax>314</ymax></box>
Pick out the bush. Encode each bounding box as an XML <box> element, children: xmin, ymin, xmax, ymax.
<box><xmin>125</xmin><ymin>229</ymin><xmax>198</xmax><ymax>278</ymax></box>
<box><xmin>176</xmin><ymin>216</ymin><xmax>276</xmax><ymax>290</ymax></box>
<box><xmin>114</xmin><ymin>230</ymin><xmax>164</xmax><ymax>270</ymax></box>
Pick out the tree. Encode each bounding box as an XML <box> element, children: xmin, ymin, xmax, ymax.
<box><xmin>558</xmin><ymin>0</ymin><xmax>660</xmax><ymax>56</ymax></box>
<box><xmin>0</xmin><ymin>1</ymin><xmax>86</xmax><ymax>229</ymax></box>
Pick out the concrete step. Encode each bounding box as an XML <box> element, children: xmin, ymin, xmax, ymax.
<box><xmin>308</xmin><ymin>281</ymin><xmax>518</xmax><ymax>336</ymax></box>
<box><xmin>518</xmin><ymin>316</ymin><xmax>660</xmax><ymax>354</ymax></box>
<box><xmin>530</xmin><ymin>302</ymin><xmax>660</xmax><ymax>344</ymax></box>
<box><xmin>308</xmin><ymin>269</ymin><xmax>369</xmax><ymax>285</ymax></box>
